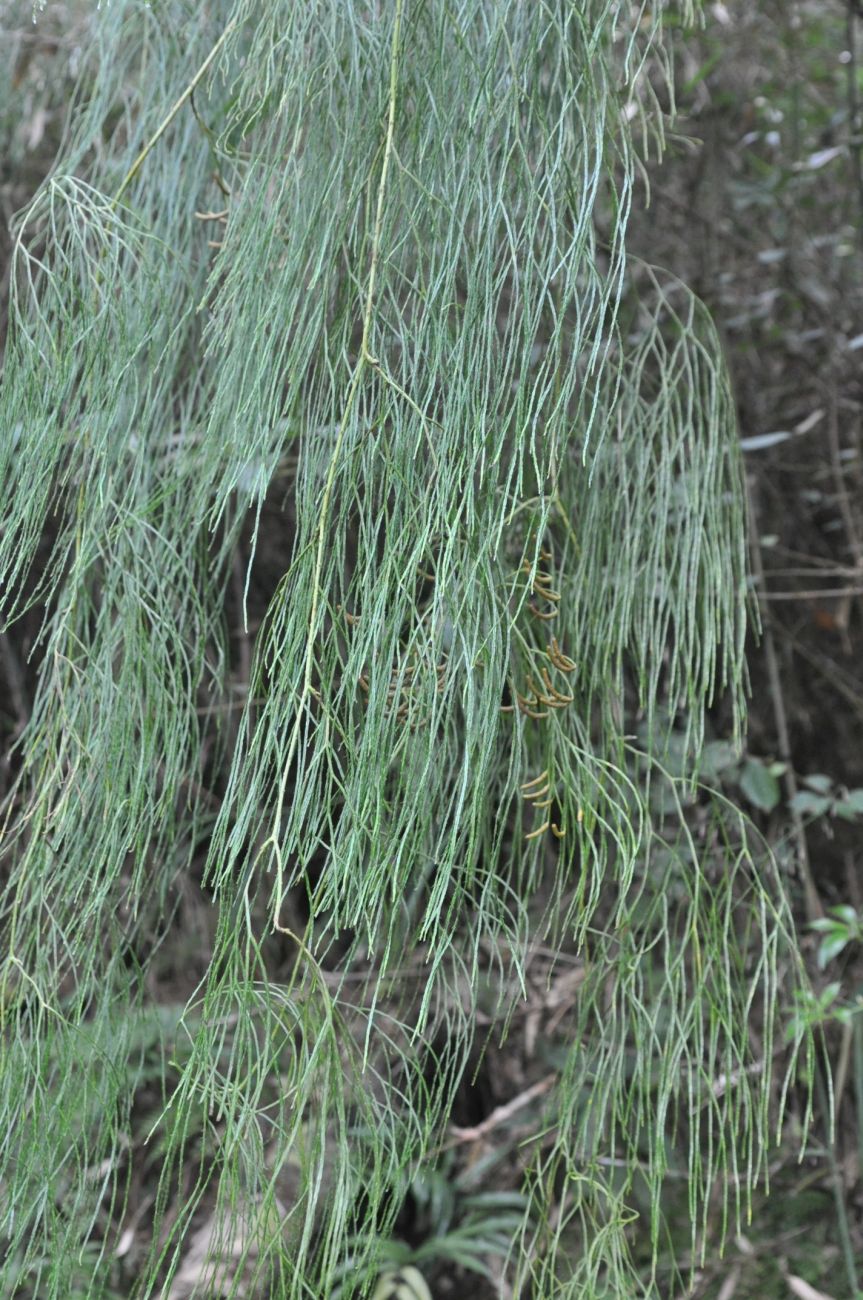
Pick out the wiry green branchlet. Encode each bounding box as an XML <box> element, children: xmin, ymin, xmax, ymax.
<box><xmin>0</xmin><ymin>3</ymin><xmax>809</xmax><ymax>1296</ymax></box>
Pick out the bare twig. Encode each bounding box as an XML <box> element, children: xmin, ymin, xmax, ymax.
<box><xmin>757</xmin><ymin>586</ymin><xmax>863</xmax><ymax>601</ymax></box>
<box><xmin>447</xmin><ymin>1073</ymin><xmax>557</xmax><ymax>1145</ymax></box>
<box><xmin>112</xmin><ymin>21</ymin><xmax>237</xmax><ymax>207</ymax></box>
<box><xmin>747</xmin><ymin>478</ymin><xmax>823</xmax><ymax>922</ymax></box>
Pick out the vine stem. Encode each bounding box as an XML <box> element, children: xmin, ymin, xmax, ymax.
<box><xmin>267</xmin><ymin>0</ymin><xmax>405</xmax><ymax>930</ymax></box>
<box><xmin>112</xmin><ymin>19</ymin><xmax>238</xmax><ymax>208</ymax></box>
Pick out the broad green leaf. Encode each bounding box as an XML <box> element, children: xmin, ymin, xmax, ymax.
<box><xmin>817</xmin><ymin>933</ymin><xmax>852</xmax><ymax>970</ymax></box>
<box><xmin>739</xmin><ymin>758</ymin><xmax>781</xmax><ymax>812</ymax></box>
<box><xmin>699</xmin><ymin>739</ymin><xmax>740</xmax><ymax>779</ymax></box>
<box><xmin>801</xmin><ymin>773</ymin><xmax>833</xmax><ymax>794</ymax></box>
<box><xmin>789</xmin><ymin>791</ymin><xmax>832</xmax><ymax>817</ymax></box>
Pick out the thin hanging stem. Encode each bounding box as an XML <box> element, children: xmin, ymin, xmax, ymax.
<box><xmin>266</xmin><ymin>0</ymin><xmax>405</xmax><ymax>930</ymax></box>
<box><xmin>112</xmin><ymin>19</ymin><xmax>238</xmax><ymax>207</ymax></box>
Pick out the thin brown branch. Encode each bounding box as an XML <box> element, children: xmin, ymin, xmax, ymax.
<box><xmin>747</xmin><ymin>477</ymin><xmax>824</xmax><ymax>923</ymax></box>
<box><xmin>447</xmin><ymin>1073</ymin><xmax>557</xmax><ymax>1145</ymax></box>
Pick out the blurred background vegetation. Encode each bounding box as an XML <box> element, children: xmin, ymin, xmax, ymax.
<box><xmin>0</xmin><ymin>2</ymin><xmax>861</xmax><ymax>1297</ymax></box>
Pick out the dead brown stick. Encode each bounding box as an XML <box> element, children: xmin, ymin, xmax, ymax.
<box><xmin>447</xmin><ymin>1073</ymin><xmax>557</xmax><ymax>1145</ymax></box>
<box><xmin>747</xmin><ymin>478</ymin><xmax>824</xmax><ymax>923</ymax></box>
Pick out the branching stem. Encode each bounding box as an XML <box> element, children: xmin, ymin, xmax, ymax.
<box><xmin>112</xmin><ymin>19</ymin><xmax>238</xmax><ymax>208</ymax></box>
<box><xmin>267</xmin><ymin>0</ymin><xmax>405</xmax><ymax>930</ymax></box>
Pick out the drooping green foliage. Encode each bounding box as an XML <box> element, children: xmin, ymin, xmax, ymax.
<box><xmin>0</xmin><ymin>2</ymin><xmax>809</xmax><ymax>1296</ymax></box>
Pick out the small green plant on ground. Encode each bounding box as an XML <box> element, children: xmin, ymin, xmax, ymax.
<box><xmin>331</xmin><ymin>1157</ymin><xmax>529</xmax><ymax>1297</ymax></box>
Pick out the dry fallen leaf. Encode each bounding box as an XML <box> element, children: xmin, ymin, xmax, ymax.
<box><xmin>785</xmin><ymin>1275</ymin><xmax>836</xmax><ymax>1300</ymax></box>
